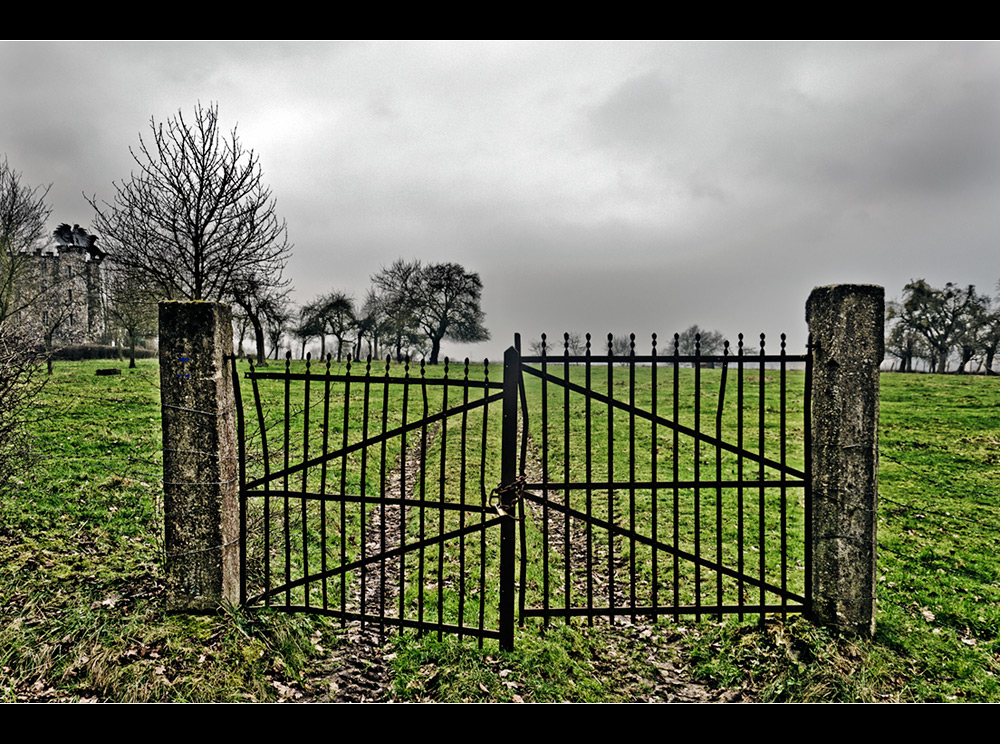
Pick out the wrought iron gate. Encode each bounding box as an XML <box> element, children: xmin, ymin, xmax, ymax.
<box><xmin>233</xmin><ymin>354</ymin><xmax>507</xmax><ymax>646</ymax></box>
<box><xmin>233</xmin><ymin>332</ymin><xmax>811</xmax><ymax>650</ymax></box>
<box><xmin>514</xmin><ymin>333</ymin><xmax>811</xmax><ymax>626</ymax></box>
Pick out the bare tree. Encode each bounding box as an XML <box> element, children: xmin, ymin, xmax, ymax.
<box><xmin>261</xmin><ymin>295</ymin><xmax>292</xmax><ymax>361</ymax></box>
<box><xmin>371</xmin><ymin>258</ymin><xmax>423</xmax><ymax>361</ymax></box>
<box><xmin>528</xmin><ymin>332</ymin><xmax>587</xmax><ymax>356</ymax></box>
<box><xmin>0</xmin><ymin>157</ymin><xmax>52</xmax><ymax>326</ymax></box>
<box><xmin>89</xmin><ymin>104</ymin><xmax>291</xmax><ymax>307</ymax></box>
<box><xmin>676</xmin><ymin>325</ymin><xmax>725</xmax><ymax>355</ymax></box>
<box><xmin>353</xmin><ymin>288</ymin><xmax>385</xmax><ymax>361</ymax></box>
<box><xmin>231</xmin><ymin>272</ymin><xmax>290</xmax><ymax>366</ymax></box>
<box><xmin>292</xmin><ymin>302</ymin><xmax>325</xmax><ymax>359</ymax></box>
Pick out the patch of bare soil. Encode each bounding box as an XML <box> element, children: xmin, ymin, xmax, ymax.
<box><xmin>291</xmin><ymin>425</ymin><xmax>437</xmax><ymax>702</ymax></box>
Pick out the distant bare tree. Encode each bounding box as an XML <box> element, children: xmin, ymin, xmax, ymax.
<box><xmin>104</xmin><ymin>262</ymin><xmax>158</xmax><ymax>369</ymax></box>
<box><xmin>676</xmin><ymin>325</ymin><xmax>725</xmax><ymax>355</ymax></box>
<box><xmin>0</xmin><ymin>157</ymin><xmax>52</xmax><ymax>326</ymax></box>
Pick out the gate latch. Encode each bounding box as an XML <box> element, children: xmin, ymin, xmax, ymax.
<box><xmin>489</xmin><ymin>474</ymin><xmax>525</xmax><ymax>518</ymax></box>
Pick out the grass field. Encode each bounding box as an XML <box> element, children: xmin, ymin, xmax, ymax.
<box><xmin>0</xmin><ymin>359</ymin><xmax>997</xmax><ymax>701</ymax></box>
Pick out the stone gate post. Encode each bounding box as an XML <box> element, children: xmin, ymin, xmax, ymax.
<box><xmin>806</xmin><ymin>285</ymin><xmax>883</xmax><ymax>636</ymax></box>
<box><xmin>159</xmin><ymin>301</ymin><xmax>240</xmax><ymax>611</ymax></box>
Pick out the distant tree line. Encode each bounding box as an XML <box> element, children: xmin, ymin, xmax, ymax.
<box><xmin>886</xmin><ymin>280</ymin><xmax>1000</xmax><ymax>374</ymax></box>
<box><xmin>256</xmin><ymin>259</ymin><xmax>489</xmax><ymax>366</ymax></box>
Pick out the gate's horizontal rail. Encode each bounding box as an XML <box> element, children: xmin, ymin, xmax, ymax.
<box><xmin>520</xmin><ymin>489</ymin><xmax>806</xmax><ymax>604</ymax></box>
<box><xmin>521</xmin><ymin>603</ymin><xmax>807</xmax><ymax>619</ymax></box>
<box><xmin>245</xmin><ymin>370</ymin><xmax>504</xmax><ymax>390</ymax></box>
<box><xmin>244</xmin><ymin>487</ymin><xmax>493</xmax><ymax>515</ymax></box>
<box><xmin>247</xmin><ymin>515</ymin><xmax>504</xmax><ymax>605</ymax></box>
<box><xmin>245</xmin><ymin>390</ymin><xmax>503</xmax><ymax>489</ymax></box>
<box><xmin>523</xmin><ymin>479</ymin><xmax>806</xmax><ymax>490</ymax></box>
<box><xmin>519</xmin><ymin>364</ymin><xmax>806</xmax><ymax>479</ymax></box>
<box><xmin>519</xmin><ymin>354</ymin><xmax>808</xmax><ymax>364</ymax></box>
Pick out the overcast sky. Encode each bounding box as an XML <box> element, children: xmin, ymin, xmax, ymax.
<box><xmin>3</xmin><ymin>40</ymin><xmax>998</xmax><ymax>360</ymax></box>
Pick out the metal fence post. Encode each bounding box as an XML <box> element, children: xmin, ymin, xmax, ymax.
<box><xmin>499</xmin><ymin>345</ymin><xmax>520</xmax><ymax>651</ymax></box>
<box><xmin>159</xmin><ymin>301</ymin><xmax>240</xmax><ymax>612</ymax></box>
<box><xmin>806</xmin><ymin>285</ymin><xmax>883</xmax><ymax>636</ymax></box>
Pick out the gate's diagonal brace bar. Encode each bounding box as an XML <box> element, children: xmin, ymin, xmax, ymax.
<box><xmin>245</xmin><ymin>390</ymin><xmax>504</xmax><ymax>489</ymax></box>
<box><xmin>519</xmin><ymin>365</ymin><xmax>806</xmax><ymax>479</ymax></box>
<box><xmin>519</xmin><ymin>489</ymin><xmax>805</xmax><ymax>603</ymax></box>
<box><xmin>256</xmin><ymin>605</ymin><xmax>503</xmax><ymax>640</ymax></box>
<box><xmin>247</xmin><ymin>515</ymin><xmax>504</xmax><ymax>605</ymax></box>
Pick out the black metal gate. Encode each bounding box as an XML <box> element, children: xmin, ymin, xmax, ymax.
<box><xmin>232</xmin><ymin>354</ymin><xmax>507</xmax><ymax>646</ymax></box>
<box><xmin>233</xmin><ymin>332</ymin><xmax>811</xmax><ymax>650</ymax></box>
<box><xmin>515</xmin><ymin>333</ymin><xmax>811</xmax><ymax>625</ymax></box>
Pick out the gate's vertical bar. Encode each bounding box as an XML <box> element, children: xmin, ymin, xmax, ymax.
<box><xmin>302</xmin><ymin>353</ymin><xmax>311</xmax><ymax>607</ymax></box>
<box><xmin>479</xmin><ymin>359</ymin><xmax>490</xmax><ymax>647</ymax></box>
<box><xmin>758</xmin><ymin>334</ymin><xmax>766</xmax><ymax>622</ymax></box>
<box><xmin>249</xmin><ymin>359</ymin><xmax>270</xmax><ymax>606</ymax></box>
<box><xmin>438</xmin><ymin>359</ymin><xmax>450</xmax><ymax>639</ymax></box>
<box><xmin>360</xmin><ymin>357</ymin><xmax>372</xmax><ymax>625</ymax></box>
<box><xmin>540</xmin><ymin>335</ymin><xmax>550</xmax><ymax>623</ymax></box>
<box><xmin>320</xmin><ymin>354</ymin><xmax>332</xmax><ymax>610</ymax></box>
<box><xmin>230</xmin><ymin>353</ymin><xmax>247</xmax><ymax>606</ymax></box>
<box><xmin>399</xmin><ymin>358</ymin><xmax>411</xmax><ymax>627</ymax></box>
<box><xmin>650</xmin><ymin>334</ymin><xmax>658</xmax><ymax>616</ymax></box>
<box><xmin>585</xmin><ymin>334</ymin><xmax>594</xmax><ymax>624</ymax></box>
<box><xmin>340</xmin><ymin>359</ymin><xmax>352</xmax><ymax>626</ymax></box>
<box><xmin>379</xmin><ymin>357</ymin><xmax>391</xmax><ymax>641</ymax></box>
<box><xmin>500</xmin><ymin>345</ymin><xmax>520</xmax><ymax>652</ymax></box>
<box><xmin>737</xmin><ymin>334</ymin><xmax>745</xmax><ymax>620</ymax></box>
<box><xmin>803</xmin><ymin>335</ymin><xmax>813</xmax><ymax>615</ymax></box>
<box><xmin>418</xmin><ymin>360</ymin><xmax>428</xmax><ymax>634</ymax></box>
<box><xmin>694</xmin><ymin>334</ymin><xmax>702</xmax><ymax>621</ymax></box>
<box><xmin>563</xmin><ymin>334</ymin><xmax>572</xmax><ymax>622</ymax></box>
<box><xmin>283</xmin><ymin>351</ymin><xmax>291</xmax><ymax>606</ymax></box>
<box><xmin>780</xmin><ymin>334</ymin><xmax>788</xmax><ymax>618</ymax></box>
<box><xmin>628</xmin><ymin>334</ymin><xmax>637</xmax><ymax>622</ymax></box>
<box><xmin>459</xmin><ymin>359</ymin><xmax>470</xmax><ymax>637</ymax></box>
<box><xmin>516</xmin><ymin>335</ymin><xmax>530</xmax><ymax>628</ymax></box>
<box><xmin>606</xmin><ymin>333</ymin><xmax>616</xmax><ymax>623</ymax></box>
<box><xmin>715</xmin><ymin>342</ymin><xmax>729</xmax><ymax>619</ymax></box>
<box><xmin>672</xmin><ymin>333</ymin><xmax>680</xmax><ymax>614</ymax></box>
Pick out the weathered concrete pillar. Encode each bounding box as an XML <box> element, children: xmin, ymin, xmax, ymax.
<box><xmin>806</xmin><ymin>285</ymin><xmax>883</xmax><ymax>636</ymax></box>
<box><xmin>159</xmin><ymin>301</ymin><xmax>239</xmax><ymax>611</ymax></box>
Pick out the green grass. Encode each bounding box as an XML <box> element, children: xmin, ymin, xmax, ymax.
<box><xmin>1</xmin><ymin>359</ymin><xmax>998</xmax><ymax>701</ymax></box>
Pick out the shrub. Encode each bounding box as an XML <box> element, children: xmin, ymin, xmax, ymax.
<box><xmin>0</xmin><ymin>323</ymin><xmax>44</xmax><ymax>495</ymax></box>
<box><xmin>50</xmin><ymin>344</ymin><xmax>157</xmax><ymax>362</ymax></box>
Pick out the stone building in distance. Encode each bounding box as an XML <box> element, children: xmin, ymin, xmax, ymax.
<box><xmin>16</xmin><ymin>224</ymin><xmax>107</xmax><ymax>347</ymax></box>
